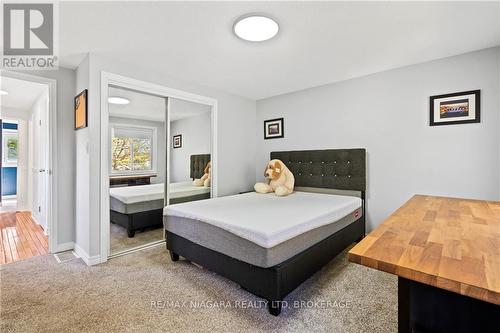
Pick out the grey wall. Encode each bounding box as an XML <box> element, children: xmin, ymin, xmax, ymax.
<box><xmin>170</xmin><ymin>112</ymin><xmax>211</xmax><ymax>182</ymax></box>
<box><xmin>109</xmin><ymin>116</ymin><xmax>166</xmax><ymax>184</ymax></box>
<box><xmin>74</xmin><ymin>55</ymin><xmax>91</xmax><ymax>256</ymax></box>
<box><xmin>256</xmin><ymin>47</ymin><xmax>500</xmax><ymax>231</ymax></box>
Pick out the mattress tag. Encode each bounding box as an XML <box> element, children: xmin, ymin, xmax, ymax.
<box><xmin>354</xmin><ymin>211</ymin><xmax>360</xmax><ymax>218</ymax></box>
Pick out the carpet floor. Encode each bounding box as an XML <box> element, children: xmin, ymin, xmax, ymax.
<box><xmin>110</xmin><ymin>223</ymin><xmax>164</xmax><ymax>254</ymax></box>
<box><xmin>0</xmin><ymin>245</ymin><xmax>397</xmax><ymax>332</ymax></box>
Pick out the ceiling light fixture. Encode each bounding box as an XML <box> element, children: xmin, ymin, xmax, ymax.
<box><xmin>233</xmin><ymin>14</ymin><xmax>279</xmax><ymax>42</ymax></box>
<box><xmin>108</xmin><ymin>96</ymin><xmax>130</xmax><ymax>105</ymax></box>
<box><xmin>0</xmin><ymin>90</ymin><xmax>8</xmax><ymax>96</ymax></box>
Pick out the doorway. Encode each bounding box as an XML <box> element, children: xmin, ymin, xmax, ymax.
<box><xmin>0</xmin><ymin>71</ymin><xmax>56</xmax><ymax>263</ymax></box>
<box><xmin>1</xmin><ymin>119</ymin><xmax>19</xmax><ymax>212</ymax></box>
<box><xmin>100</xmin><ymin>72</ymin><xmax>218</xmax><ymax>262</ymax></box>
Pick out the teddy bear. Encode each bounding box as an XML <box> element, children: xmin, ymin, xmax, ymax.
<box><xmin>193</xmin><ymin>161</ymin><xmax>211</xmax><ymax>187</ymax></box>
<box><xmin>254</xmin><ymin>159</ymin><xmax>294</xmax><ymax>196</ymax></box>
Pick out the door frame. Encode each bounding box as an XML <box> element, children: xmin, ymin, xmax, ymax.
<box><xmin>100</xmin><ymin>71</ymin><xmax>218</xmax><ymax>262</ymax></box>
<box><xmin>1</xmin><ymin>70</ymin><xmax>58</xmax><ymax>253</ymax></box>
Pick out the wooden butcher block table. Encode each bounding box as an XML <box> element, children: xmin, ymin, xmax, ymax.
<box><xmin>348</xmin><ymin>195</ymin><xmax>500</xmax><ymax>333</ymax></box>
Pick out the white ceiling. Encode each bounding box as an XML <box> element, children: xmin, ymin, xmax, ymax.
<box><xmin>0</xmin><ymin>76</ymin><xmax>48</xmax><ymax>111</ymax></box>
<box><xmin>108</xmin><ymin>86</ymin><xmax>210</xmax><ymax>122</ymax></box>
<box><xmin>60</xmin><ymin>2</ymin><xmax>500</xmax><ymax>100</ymax></box>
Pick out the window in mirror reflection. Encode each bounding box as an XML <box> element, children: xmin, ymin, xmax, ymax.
<box><xmin>110</xmin><ymin>125</ymin><xmax>156</xmax><ymax>174</ymax></box>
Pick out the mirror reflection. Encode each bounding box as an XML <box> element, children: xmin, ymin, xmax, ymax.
<box><xmin>108</xmin><ymin>86</ymin><xmax>166</xmax><ymax>255</ymax></box>
<box><xmin>168</xmin><ymin>99</ymin><xmax>212</xmax><ymax>205</ymax></box>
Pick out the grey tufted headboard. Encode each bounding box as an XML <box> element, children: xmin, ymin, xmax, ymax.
<box><xmin>270</xmin><ymin>149</ymin><xmax>366</xmax><ymax>193</ymax></box>
<box><xmin>190</xmin><ymin>154</ymin><xmax>211</xmax><ymax>180</ymax></box>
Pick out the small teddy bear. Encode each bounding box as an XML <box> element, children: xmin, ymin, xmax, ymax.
<box><xmin>254</xmin><ymin>159</ymin><xmax>294</xmax><ymax>196</ymax></box>
<box><xmin>193</xmin><ymin>161</ymin><xmax>211</xmax><ymax>187</ymax></box>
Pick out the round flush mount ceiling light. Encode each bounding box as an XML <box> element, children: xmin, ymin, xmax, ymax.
<box><xmin>233</xmin><ymin>14</ymin><xmax>279</xmax><ymax>42</ymax></box>
<box><xmin>0</xmin><ymin>90</ymin><xmax>8</xmax><ymax>96</ymax></box>
<box><xmin>108</xmin><ymin>96</ymin><xmax>130</xmax><ymax>105</ymax></box>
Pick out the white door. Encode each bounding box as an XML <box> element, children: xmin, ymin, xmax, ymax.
<box><xmin>31</xmin><ymin>93</ymin><xmax>49</xmax><ymax>233</ymax></box>
<box><xmin>16</xmin><ymin>120</ymin><xmax>29</xmax><ymax>211</ymax></box>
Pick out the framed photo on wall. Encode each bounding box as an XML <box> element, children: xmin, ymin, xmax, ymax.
<box><xmin>74</xmin><ymin>89</ymin><xmax>88</xmax><ymax>130</ymax></box>
<box><xmin>264</xmin><ymin>118</ymin><xmax>284</xmax><ymax>139</ymax></box>
<box><xmin>430</xmin><ymin>90</ymin><xmax>480</xmax><ymax>126</ymax></box>
<box><xmin>173</xmin><ymin>134</ymin><xmax>182</xmax><ymax>148</ymax></box>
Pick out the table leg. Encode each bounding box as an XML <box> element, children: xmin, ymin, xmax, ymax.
<box><xmin>398</xmin><ymin>277</ymin><xmax>500</xmax><ymax>333</ymax></box>
<box><xmin>398</xmin><ymin>277</ymin><xmax>410</xmax><ymax>333</ymax></box>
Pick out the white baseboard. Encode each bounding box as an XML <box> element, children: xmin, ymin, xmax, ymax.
<box><xmin>30</xmin><ymin>214</ymin><xmax>49</xmax><ymax>236</ymax></box>
<box><xmin>55</xmin><ymin>242</ymin><xmax>74</xmax><ymax>253</ymax></box>
<box><xmin>31</xmin><ymin>214</ymin><xmax>40</xmax><ymax>226</ymax></box>
<box><xmin>74</xmin><ymin>243</ymin><xmax>101</xmax><ymax>266</ymax></box>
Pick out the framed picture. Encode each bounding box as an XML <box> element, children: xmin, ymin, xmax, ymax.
<box><xmin>173</xmin><ymin>134</ymin><xmax>182</xmax><ymax>148</ymax></box>
<box><xmin>430</xmin><ymin>90</ymin><xmax>480</xmax><ymax>126</ymax></box>
<box><xmin>264</xmin><ymin>118</ymin><xmax>284</xmax><ymax>139</ymax></box>
<box><xmin>74</xmin><ymin>89</ymin><xmax>88</xmax><ymax>130</ymax></box>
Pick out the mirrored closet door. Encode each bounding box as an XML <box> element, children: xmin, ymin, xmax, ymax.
<box><xmin>168</xmin><ymin>99</ymin><xmax>212</xmax><ymax>205</ymax></box>
<box><xmin>108</xmin><ymin>86</ymin><xmax>167</xmax><ymax>255</ymax></box>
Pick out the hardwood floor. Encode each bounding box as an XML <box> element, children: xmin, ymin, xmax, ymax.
<box><xmin>0</xmin><ymin>211</ymin><xmax>48</xmax><ymax>264</ymax></box>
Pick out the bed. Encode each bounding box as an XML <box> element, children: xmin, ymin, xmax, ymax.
<box><xmin>110</xmin><ymin>154</ymin><xmax>211</xmax><ymax>237</ymax></box>
<box><xmin>164</xmin><ymin>148</ymin><xmax>366</xmax><ymax>315</ymax></box>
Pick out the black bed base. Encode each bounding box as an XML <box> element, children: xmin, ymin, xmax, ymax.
<box><xmin>166</xmin><ymin>217</ymin><xmax>365</xmax><ymax>316</ymax></box>
<box><xmin>110</xmin><ymin>194</ymin><xmax>211</xmax><ymax>238</ymax></box>
<box><xmin>110</xmin><ymin>209</ymin><xmax>163</xmax><ymax>238</ymax></box>
<box><xmin>169</xmin><ymin>192</ymin><xmax>210</xmax><ymax>205</ymax></box>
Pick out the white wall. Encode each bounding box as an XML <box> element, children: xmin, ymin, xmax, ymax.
<box><xmin>256</xmin><ymin>47</ymin><xmax>500</xmax><ymax>231</ymax></box>
<box><xmin>170</xmin><ymin>112</ymin><xmax>211</xmax><ymax>182</ymax></box>
<box><xmin>1</xmin><ymin>107</ymin><xmax>31</xmax><ymax>121</ymax></box>
<box><xmin>76</xmin><ymin>53</ymin><xmax>256</xmax><ymax>259</ymax></box>
<box><xmin>498</xmin><ymin>48</ymin><xmax>500</xmax><ymax>198</ymax></box>
<box><xmin>109</xmin><ymin>116</ymin><xmax>166</xmax><ymax>184</ymax></box>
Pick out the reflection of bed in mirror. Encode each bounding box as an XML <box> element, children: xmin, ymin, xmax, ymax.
<box><xmin>110</xmin><ymin>154</ymin><xmax>211</xmax><ymax>237</ymax></box>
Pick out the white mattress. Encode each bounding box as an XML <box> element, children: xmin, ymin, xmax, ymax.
<box><xmin>164</xmin><ymin>191</ymin><xmax>362</xmax><ymax>248</ymax></box>
<box><xmin>170</xmin><ymin>181</ymin><xmax>210</xmax><ymax>200</ymax></box>
<box><xmin>109</xmin><ymin>181</ymin><xmax>210</xmax><ymax>204</ymax></box>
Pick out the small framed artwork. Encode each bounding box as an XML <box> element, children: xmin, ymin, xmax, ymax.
<box><xmin>74</xmin><ymin>89</ymin><xmax>88</xmax><ymax>130</ymax></box>
<box><xmin>173</xmin><ymin>134</ymin><xmax>182</xmax><ymax>148</ymax></box>
<box><xmin>430</xmin><ymin>90</ymin><xmax>480</xmax><ymax>126</ymax></box>
<box><xmin>264</xmin><ymin>118</ymin><xmax>284</xmax><ymax>139</ymax></box>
